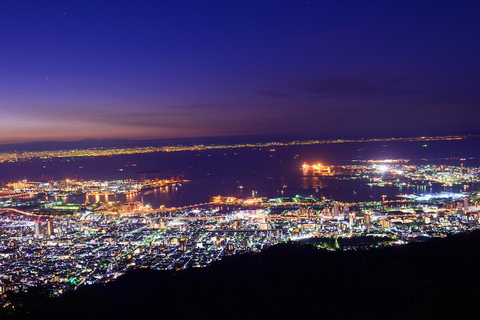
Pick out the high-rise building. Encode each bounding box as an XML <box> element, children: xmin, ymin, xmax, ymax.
<box><xmin>179</xmin><ymin>238</ymin><xmax>188</xmax><ymax>252</ymax></box>
<box><xmin>158</xmin><ymin>218</ymin><xmax>165</xmax><ymax>229</ymax></box>
<box><xmin>46</xmin><ymin>220</ymin><xmax>53</xmax><ymax>236</ymax></box>
<box><xmin>457</xmin><ymin>203</ymin><xmax>464</xmax><ymax>216</ymax></box>
<box><xmin>464</xmin><ymin>198</ymin><xmax>469</xmax><ymax>213</ymax></box>
<box><xmin>333</xmin><ymin>204</ymin><xmax>339</xmax><ymax>217</ymax></box>
<box><xmin>348</xmin><ymin>212</ymin><xmax>356</xmax><ymax>228</ymax></box>
<box><xmin>34</xmin><ymin>221</ymin><xmax>43</xmax><ymax>236</ymax></box>
<box><xmin>344</xmin><ymin>205</ymin><xmax>350</xmax><ymax>220</ymax></box>
<box><xmin>364</xmin><ymin>214</ymin><xmax>371</xmax><ymax>231</ymax></box>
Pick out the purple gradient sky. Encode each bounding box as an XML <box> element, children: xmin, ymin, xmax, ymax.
<box><xmin>1</xmin><ymin>1</ymin><xmax>479</xmax><ymax>143</ymax></box>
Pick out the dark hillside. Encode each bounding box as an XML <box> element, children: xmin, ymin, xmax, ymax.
<box><xmin>5</xmin><ymin>231</ymin><xmax>480</xmax><ymax>320</ymax></box>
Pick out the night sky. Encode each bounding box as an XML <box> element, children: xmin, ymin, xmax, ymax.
<box><xmin>1</xmin><ymin>1</ymin><xmax>479</xmax><ymax>143</ymax></box>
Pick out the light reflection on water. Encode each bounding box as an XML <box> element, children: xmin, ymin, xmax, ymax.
<box><xmin>44</xmin><ymin>178</ymin><xmax>478</xmax><ymax>209</ymax></box>
<box><xmin>2</xmin><ymin>139</ymin><xmax>479</xmax><ymax>207</ymax></box>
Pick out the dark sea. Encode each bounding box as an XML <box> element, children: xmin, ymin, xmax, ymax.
<box><xmin>1</xmin><ymin>138</ymin><xmax>479</xmax><ymax>208</ymax></box>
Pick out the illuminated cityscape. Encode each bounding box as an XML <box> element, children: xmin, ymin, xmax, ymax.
<box><xmin>2</xmin><ymin>0</ymin><xmax>480</xmax><ymax>318</ymax></box>
<box><xmin>0</xmin><ymin>134</ymin><xmax>468</xmax><ymax>164</ymax></box>
<box><xmin>1</xmin><ymin>177</ymin><xmax>187</xmax><ymax>199</ymax></box>
<box><xmin>302</xmin><ymin>161</ymin><xmax>480</xmax><ymax>186</ymax></box>
<box><xmin>0</xmin><ymin>158</ymin><xmax>479</xmax><ymax>304</ymax></box>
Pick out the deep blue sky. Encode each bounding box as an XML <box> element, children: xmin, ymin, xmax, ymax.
<box><xmin>1</xmin><ymin>1</ymin><xmax>479</xmax><ymax>143</ymax></box>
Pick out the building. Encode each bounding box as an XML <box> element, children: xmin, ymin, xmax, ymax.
<box><xmin>333</xmin><ymin>204</ymin><xmax>339</xmax><ymax>217</ymax></box>
<box><xmin>34</xmin><ymin>221</ymin><xmax>43</xmax><ymax>236</ymax></box>
<box><xmin>344</xmin><ymin>205</ymin><xmax>350</xmax><ymax>220</ymax></box>
<box><xmin>348</xmin><ymin>212</ymin><xmax>356</xmax><ymax>228</ymax></box>
<box><xmin>464</xmin><ymin>198</ymin><xmax>470</xmax><ymax>212</ymax></box>
<box><xmin>380</xmin><ymin>219</ymin><xmax>392</xmax><ymax>228</ymax></box>
<box><xmin>46</xmin><ymin>220</ymin><xmax>53</xmax><ymax>236</ymax></box>
<box><xmin>364</xmin><ymin>214</ymin><xmax>371</xmax><ymax>231</ymax></box>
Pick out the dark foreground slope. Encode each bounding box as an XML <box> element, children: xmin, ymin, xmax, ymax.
<box><xmin>5</xmin><ymin>232</ymin><xmax>480</xmax><ymax>320</ymax></box>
